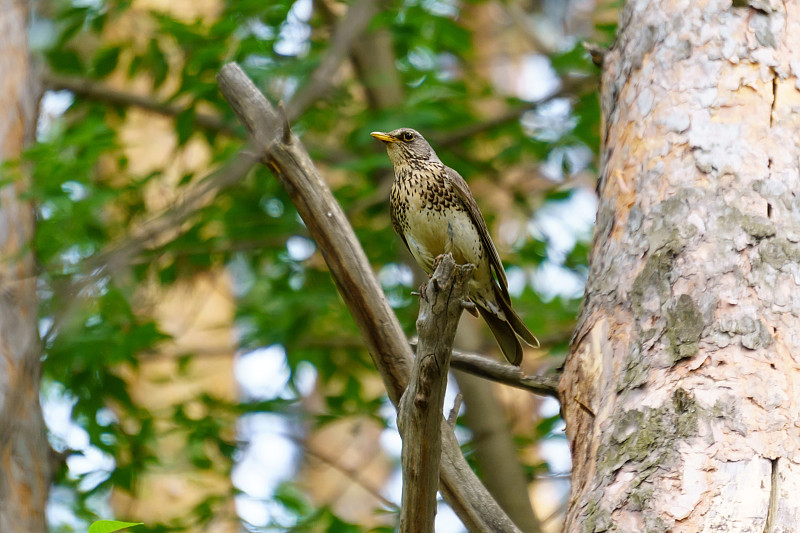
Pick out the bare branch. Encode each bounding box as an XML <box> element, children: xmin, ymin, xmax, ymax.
<box><xmin>283</xmin><ymin>433</ymin><xmax>399</xmax><ymax>512</ymax></box>
<box><xmin>217</xmin><ymin>62</ymin><xmax>522</xmax><ymax>533</ymax></box>
<box><xmin>43</xmin><ymin>151</ymin><xmax>258</xmax><ymax>342</ymax></box>
<box><xmin>398</xmin><ymin>255</ymin><xmax>473</xmax><ymax>533</ymax></box>
<box><xmin>451</xmin><ymin>350</ymin><xmax>560</xmax><ymax>398</ymax></box>
<box><xmin>41</xmin><ymin>71</ymin><xmax>241</xmax><ymax>137</ymax></box>
<box><xmin>434</xmin><ymin>75</ymin><xmax>596</xmax><ymax>148</ymax></box>
<box><xmin>286</xmin><ymin>0</ymin><xmax>378</xmax><ymax>120</ymax></box>
<box><xmin>298</xmin><ymin>336</ymin><xmax>562</xmax><ymax>397</ymax></box>
<box><xmin>217</xmin><ymin>63</ymin><xmax>411</xmax><ymax>396</ymax></box>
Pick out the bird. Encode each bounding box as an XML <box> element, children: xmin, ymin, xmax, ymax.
<box><xmin>371</xmin><ymin>127</ymin><xmax>538</xmax><ymax>365</ymax></box>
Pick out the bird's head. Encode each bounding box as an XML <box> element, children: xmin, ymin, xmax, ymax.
<box><xmin>370</xmin><ymin>128</ymin><xmax>439</xmax><ymax>167</ymax></box>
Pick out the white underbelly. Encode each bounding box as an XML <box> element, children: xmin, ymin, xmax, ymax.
<box><xmin>403</xmin><ymin>207</ymin><xmax>485</xmax><ymax>275</ymax></box>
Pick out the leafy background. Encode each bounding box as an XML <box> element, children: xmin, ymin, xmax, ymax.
<box><xmin>30</xmin><ymin>0</ymin><xmax>617</xmax><ymax>531</ymax></box>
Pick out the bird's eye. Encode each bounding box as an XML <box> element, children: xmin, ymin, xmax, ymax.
<box><xmin>402</xmin><ymin>131</ymin><xmax>414</xmax><ymax>142</ymax></box>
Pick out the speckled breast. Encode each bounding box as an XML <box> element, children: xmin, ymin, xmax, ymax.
<box><xmin>390</xmin><ymin>165</ymin><xmax>485</xmax><ymax>274</ymax></box>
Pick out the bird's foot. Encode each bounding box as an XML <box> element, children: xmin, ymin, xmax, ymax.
<box><xmin>432</xmin><ymin>254</ymin><xmax>445</xmax><ymax>271</ymax></box>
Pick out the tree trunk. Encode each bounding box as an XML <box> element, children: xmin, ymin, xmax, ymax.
<box><xmin>454</xmin><ymin>314</ymin><xmax>542</xmax><ymax>532</ymax></box>
<box><xmin>561</xmin><ymin>1</ymin><xmax>800</xmax><ymax>531</ymax></box>
<box><xmin>0</xmin><ymin>1</ymin><xmax>52</xmax><ymax>532</ymax></box>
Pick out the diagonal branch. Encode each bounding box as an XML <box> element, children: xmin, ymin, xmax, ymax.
<box><xmin>41</xmin><ymin>71</ymin><xmax>241</xmax><ymax>137</ymax></box>
<box><xmin>43</xmin><ymin>150</ymin><xmax>258</xmax><ymax>342</ymax></box>
<box><xmin>433</xmin><ymin>74</ymin><xmax>597</xmax><ymax>148</ymax></box>
<box><xmin>217</xmin><ymin>62</ymin><xmax>521</xmax><ymax>533</ymax></box>
<box><xmin>286</xmin><ymin>0</ymin><xmax>378</xmax><ymax>120</ymax></box>
<box><xmin>83</xmin><ymin>151</ymin><xmax>258</xmax><ymax>276</ymax></box>
<box><xmin>283</xmin><ymin>432</ymin><xmax>399</xmax><ymax>512</ymax></box>
<box><xmin>49</xmin><ymin>0</ymin><xmax>379</xmax><ymax>327</ymax></box>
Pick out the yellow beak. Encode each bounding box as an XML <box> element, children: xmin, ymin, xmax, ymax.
<box><xmin>370</xmin><ymin>131</ymin><xmax>397</xmax><ymax>143</ymax></box>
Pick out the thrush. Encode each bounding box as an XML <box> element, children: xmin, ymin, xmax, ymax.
<box><xmin>371</xmin><ymin>128</ymin><xmax>538</xmax><ymax>365</ymax></box>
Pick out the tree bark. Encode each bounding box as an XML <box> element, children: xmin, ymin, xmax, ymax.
<box><xmin>0</xmin><ymin>1</ymin><xmax>52</xmax><ymax>532</ymax></box>
<box><xmin>398</xmin><ymin>255</ymin><xmax>472</xmax><ymax>533</ymax></box>
<box><xmin>561</xmin><ymin>1</ymin><xmax>800</xmax><ymax>531</ymax></box>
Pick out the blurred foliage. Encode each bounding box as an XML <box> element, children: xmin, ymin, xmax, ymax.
<box><xmin>30</xmin><ymin>0</ymin><xmax>610</xmax><ymax>531</ymax></box>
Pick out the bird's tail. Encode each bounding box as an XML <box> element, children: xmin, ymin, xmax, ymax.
<box><xmin>475</xmin><ymin>284</ymin><xmax>539</xmax><ymax>366</ymax></box>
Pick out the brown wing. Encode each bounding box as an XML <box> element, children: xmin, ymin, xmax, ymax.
<box><xmin>390</xmin><ymin>206</ymin><xmax>410</xmax><ymax>252</ymax></box>
<box><xmin>444</xmin><ymin>166</ymin><xmax>511</xmax><ymax>303</ymax></box>
<box><xmin>389</xmin><ymin>185</ymin><xmax>412</xmax><ymax>254</ymax></box>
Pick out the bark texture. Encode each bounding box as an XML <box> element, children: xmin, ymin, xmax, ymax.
<box><xmin>561</xmin><ymin>1</ymin><xmax>800</xmax><ymax>531</ymax></box>
<box><xmin>398</xmin><ymin>254</ymin><xmax>472</xmax><ymax>533</ymax></box>
<box><xmin>0</xmin><ymin>1</ymin><xmax>51</xmax><ymax>532</ymax></box>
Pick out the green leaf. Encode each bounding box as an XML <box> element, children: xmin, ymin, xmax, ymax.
<box><xmin>176</xmin><ymin>107</ymin><xmax>195</xmax><ymax>146</ymax></box>
<box><xmin>93</xmin><ymin>46</ymin><xmax>121</xmax><ymax>78</ymax></box>
<box><xmin>46</xmin><ymin>48</ymin><xmax>84</xmax><ymax>75</ymax></box>
<box><xmin>88</xmin><ymin>520</ymin><xmax>144</xmax><ymax>533</ymax></box>
<box><xmin>147</xmin><ymin>39</ymin><xmax>168</xmax><ymax>88</ymax></box>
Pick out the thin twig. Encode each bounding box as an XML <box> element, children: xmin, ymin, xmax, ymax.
<box><xmin>41</xmin><ymin>71</ymin><xmax>241</xmax><ymax>136</ymax></box>
<box><xmin>450</xmin><ymin>350</ymin><xmax>560</xmax><ymax>398</ymax></box>
<box><xmin>286</xmin><ymin>0</ymin><xmax>378</xmax><ymax>120</ymax></box>
<box><xmin>448</xmin><ymin>393</ymin><xmax>463</xmax><ymax>428</ymax></box>
<box><xmin>283</xmin><ymin>433</ymin><xmax>399</xmax><ymax>511</ymax></box>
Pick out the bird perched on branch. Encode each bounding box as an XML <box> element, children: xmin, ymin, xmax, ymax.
<box><xmin>371</xmin><ymin>128</ymin><xmax>538</xmax><ymax>365</ymax></box>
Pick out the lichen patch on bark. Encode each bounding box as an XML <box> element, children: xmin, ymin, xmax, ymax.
<box><xmin>665</xmin><ymin>295</ymin><xmax>704</xmax><ymax>362</ymax></box>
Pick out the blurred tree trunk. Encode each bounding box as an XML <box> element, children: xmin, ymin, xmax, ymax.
<box><xmin>0</xmin><ymin>1</ymin><xmax>52</xmax><ymax>532</ymax></box>
<box><xmin>456</xmin><ymin>372</ymin><xmax>542</xmax><ymax>532</ymax></box>
<box><xmin>454</xmin><ymin>322</ymin><xmax>542</xmax><ymax>532</ymax></box>
<box><xmin>103</xmin><ymin>2</ymin><xmax>237</xmax><ymax>530</ymax></box>
<box><xmin>561</xmin><ymin>1</ymin><xmax>800</xmax><ymax>531</ymax></box>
